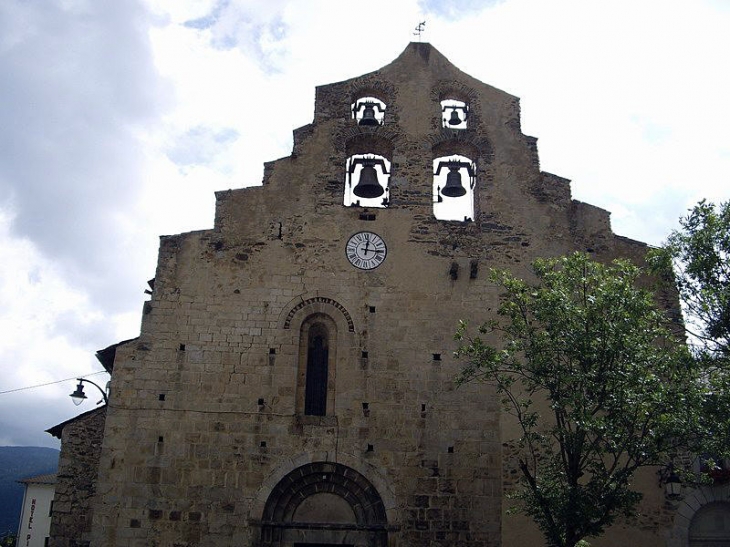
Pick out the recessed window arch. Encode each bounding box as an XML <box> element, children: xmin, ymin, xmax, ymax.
<box><xmin>260</xmin><ymin>462</ymin><xmax>388</xmax><ymax>546</ymax></box>
<box><xmin>689</xmin><ymin>501</ymin><xmax>730</xmax><ymax>546</ymax></box>
<box><xmin>352</xmin><ymin>96</ymin><xmax>386</xmax><ymax>126</ymax></box>
<box><xmin>297</xmin><ymin>314</ymin><xmax>337</xmax><ymax>416</ymax></box>
<box><xmin>441</xmin><ymin>98</ymin><xmax>468</xmax><ymax>129</ymax></box>
<box><xmin>304</xmin><ymin>322</ymin><xmax>328</xmax><ymax>415</ymax></box>
<box><xmin>433</xmin><ymin>154</ymin><xmax>475</xmax><ymax>221</ymax></box>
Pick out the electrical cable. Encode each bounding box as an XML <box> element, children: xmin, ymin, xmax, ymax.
<box><xmin>0</xmin><ymin>370</ymin><xmax>108</xmax><ymax>396</ymax></box>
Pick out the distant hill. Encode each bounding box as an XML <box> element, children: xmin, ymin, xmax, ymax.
<box><xmin>0</xmin><ymin>446</ymin><xmax>59</xmax><ymax>535</ymax></box>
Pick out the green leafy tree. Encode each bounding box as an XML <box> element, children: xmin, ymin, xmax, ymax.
<box><xmin>649</xmin><ymin>200</ymin><xmax>730</xmax><ymax>461</ymax></box>
<box><xmin>0</xmin><ymin>534</ymin><xmax>16</xmax><ymax>547</ymax></box>
<box><xmin>649</xmin><ymin>200</ymin><xmax>729</xmax><ymax>360</ymax></box>
<box><xmin>456</xmin><ymin>253</ymin><xmax>698</xmax><ymax>547</ymax></box>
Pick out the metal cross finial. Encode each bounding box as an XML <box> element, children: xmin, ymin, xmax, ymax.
<box><xmin>414</xmin><ymin>21</ymin><xmax>426</xmax><ymax>41</ymax></box>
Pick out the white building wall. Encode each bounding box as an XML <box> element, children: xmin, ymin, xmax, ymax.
<box><xmin>17</xmin><ymin>482</ymin><xmax>55</xmax><ymax>547</ymax></box>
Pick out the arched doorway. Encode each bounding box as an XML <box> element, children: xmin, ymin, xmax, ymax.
<box><xmin>689</xmin><ymin>501</ymin><xmax>730</xmax><ymax>547</ymax></box>
<box><xmin>260</xmin><ymin>462</ymin><xmax>388</xmax><ymax>547</ymax></box>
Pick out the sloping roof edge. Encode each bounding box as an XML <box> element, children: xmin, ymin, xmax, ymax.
<box><xmin>45</xmin><ymin>406</ymin><xmax>105</xmax><ymax>439</ymax></box>
<box><xmin>18</xmin><ymin>473</ymin><xmax>57</xmax><ymax>485</ymax></box>
<box><xmin>95</xmin><ymin>337</ymin><xmax>137</xmax><ymax>373</ymax></box>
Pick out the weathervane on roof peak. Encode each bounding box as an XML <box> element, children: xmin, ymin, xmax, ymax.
<box><xmin>414</xmin><ymin>21</ymin><xmax>426</xmax><ymax>41</ymax></box>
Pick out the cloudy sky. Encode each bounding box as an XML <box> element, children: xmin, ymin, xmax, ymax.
<box><xmin>1</xmin><ymin>0</ymin><xmax>728</xmax><ymax>448</ymax></box>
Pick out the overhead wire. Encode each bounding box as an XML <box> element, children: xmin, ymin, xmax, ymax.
<box><xmin>0</xmin><ymin>371</ymin><xmax>108</xmax><ymax>396</ymax></box>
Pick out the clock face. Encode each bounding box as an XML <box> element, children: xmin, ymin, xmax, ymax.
<box><xmin>346</xmin><ymin>231</ymin><xmax>387</xmax><ymax>270</ymax></box>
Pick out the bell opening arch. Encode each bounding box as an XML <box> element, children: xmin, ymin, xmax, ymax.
<box><xmin>343</xmin><ymin>134</ymin><xmax>394</xmax><ymax>209</ymax></box>
<box><xmin>432</xmin><ymin>153</ymin><xmax>475</xmax><ymax>221</ymax></box>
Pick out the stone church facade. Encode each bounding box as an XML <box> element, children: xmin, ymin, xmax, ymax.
<box><xmin>58</xmin><ymin>43</ymin><xmax>727</xmax><ymax>546</ymax></box>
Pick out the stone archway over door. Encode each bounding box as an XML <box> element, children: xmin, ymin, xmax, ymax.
<box><xmin>689</xmin><ymin>502</ymin><xmax>730</xmax><ymax>547</ymax></box>
<box><xmin>260</xmin><ymin>462</ymin><xmax>388</xmax><ymax>547</ymax></box>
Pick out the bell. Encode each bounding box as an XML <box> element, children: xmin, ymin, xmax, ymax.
<box><xmin>448</xmin><ymin>108</ymin><xmax>462</xmax><ymax>126</ymax></box>
<box><xmin>353</xmin><ymin>164</ymin><xmax>384</xmax><ymax>198</ymax></box>
<box><xmin>359</xmin><ymin>103</ymin><xmax>379</xmax><ymax>126</ymax></box>
<box><xmin>441</xmin><ymin>166</ymin><xmax>467</xmax><ymax>197</ymax></box>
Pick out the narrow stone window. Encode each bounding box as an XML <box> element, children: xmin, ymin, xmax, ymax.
<box><xmin>352</xmin><ymin>97</ymin><xmax>386</xmax><ymax>126</ymax></box>
<box><xmin>304</xmin><ymin>323</ymin><xmax>329</xmax><ymax>416</ymax></box>
<box><xmin>433</xmin><ymin>154</ymin><xmax>475</xmax><ymax>221</ymax></box>
<box><xmin>441</xmin><ymin>99</ymin><xmax>468</xmax><ymax>129</ymax></box>
<box><xmin>296</xmin><ymin>313</ymin><xmax>338</xmax><ymax>416</ymax></box>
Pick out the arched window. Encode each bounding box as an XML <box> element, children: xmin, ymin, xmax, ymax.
<box><xmin>304</xmin><ymin>323</ymin><xmax>329</xmax><ymax>416</ymax></box>
<box><xmin>297</xmin><ymin>314</ymin><xmax>337</xmax><ymax>416</ymax></box>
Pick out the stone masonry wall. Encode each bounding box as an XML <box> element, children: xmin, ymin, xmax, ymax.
<box><xmin>50</xmin><ymin>407</ymin><xmax>106</xmax><ymax>547</ymax></box>
<box><xmin>90</xmin><ymin>43</ymin><xmax>657</xmax><ymax>547</ymax></box>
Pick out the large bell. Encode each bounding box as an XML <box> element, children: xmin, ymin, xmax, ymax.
<box><xmin>441</xmin><ymin>166</ymin><xmax>467</xmax><ymax>197</ymax></box>
<box><xmin>353</xmin><ymin>164</ymin><xmax>384</xmax><ymax>198</ymax></box>
<box><xmin>448</xmin><ymin>108</ymin><xmax>462</xmax><ymax>126</ymax></box>
<box><xmin>359</xmin><ymin>103</ymin><xmax>379</xmax><ymax>126</ymax></box>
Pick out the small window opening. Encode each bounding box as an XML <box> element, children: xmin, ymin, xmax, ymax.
<box><xmin>421</xmin><ymin>403</ymin><xmax>426</xmax><ymax>412</ymax></box>
<box><xmin>470</xmin><ymin>259</ymin><xmax>479</xmax><ymax>279</ymax></box>
<box><xmin>432</xmin><ymin>353</ymin><xmax>442</xmax><ymax>361</ymax></box>
<box><xmin>367</xmin><ymin>444</ymin><xmax>374</xmax><ymax>452</ymax></box>
<box><xmin>345</xmin><ymin>154</ymin><xmax>391</xmax><ymax>208</ymax></box>
<box><xmin>179</xmin><ymin>343</ymin><xmax>186</xmax><ymax>351</ymax></box>
<box><xmin>361</xmin><ymin>351</ymin><xmax>369</xmax><ymax>359</ymax></box>
<box><xmin>369</xmin><ymin>306</ymin><xmax>376</xmax><ymax>313</ymax></box>
<box><xmin>441</xmin><ymin>99</ymin><xmax>468</xmax><ymax>129</ymax></box>
<box><xmin>433</xmin><ymin>154</ymin><xmax>475</xmax><ymax>221</ymax></box>
<box><xmin>258</xmin><ymin>398</ymin><xmax>265</xmax><ymax>406</ymax></box>
<box><xmin>352</xmin><ymin>97</ymin><xmax>386</xmax><ymax>126</ymax></box>
<box><xmin>158</xmin><ymin>393</ymin><xmax>166</xmax><ymax>401</ymax></box>
<box><xmin>158</xmin><ymin>436</ymin><xmax>164</xmax><ymax>443</ymax></box>
<box><xmin>269</xmin><ymin>348</ymin><xmax>276</xmax><ymax>355</ymax></box>
<box><xmin>260</xmin><ymin>441</ymin><xmax>267</xmax><ymax>448</ymax></box>
<box><xmin>448</xmin><ymin>446</ymin><xmax>454</xmax><ymax>454</ymax></box>
<box><xmin>449</xmin><ymin>262</ymin><xmax>459</xmax><ymax>280</ymax></box>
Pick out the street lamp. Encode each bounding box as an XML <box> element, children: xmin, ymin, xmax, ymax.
<box><xmin>664</xmin><ymin>469</ymin><xmax>682</xmax><ymax>500</ymax></box>
<box><xmin>658</xmin><ymin>463</ymin><xmax>683</xmax><ymax>501</ymax></box>
<box><xmin>69</xmin><ymin>378</ymin><xmax>108</xmax><ymax>406</ymax></box>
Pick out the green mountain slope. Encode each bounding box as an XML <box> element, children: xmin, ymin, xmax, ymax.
<box><xmin>0</xmin><ymin>446</ymin><xmax>59</xmax><ymax>535</ymax></box>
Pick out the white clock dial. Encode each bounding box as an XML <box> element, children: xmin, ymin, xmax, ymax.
<box><xmin>346</xmin><ymin>231</ymin><xmax>387</xmax><ymax>270</ymax></box>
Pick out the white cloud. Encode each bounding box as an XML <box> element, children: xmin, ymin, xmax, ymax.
<box><xmin>0</xmin><ymin>211</ymin><xmax>107</xmax><ymax>447</ymax></box>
